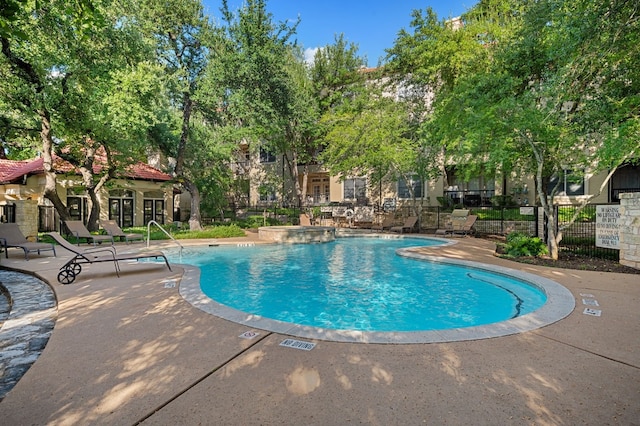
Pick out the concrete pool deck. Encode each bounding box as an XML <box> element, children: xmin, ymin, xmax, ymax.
<box><xmin>0</xmin><ymin>233</ymin><xmax>639</xmax><ymax>424</ymax></box>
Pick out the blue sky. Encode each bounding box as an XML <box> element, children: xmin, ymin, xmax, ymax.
<box><xmin>202</xmin><ymin>1</ymin><xmax>478</xmax><ymax>66</ymax></box>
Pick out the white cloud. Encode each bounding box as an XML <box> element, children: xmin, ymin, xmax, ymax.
<box><xmin>303</xmin><ymin>47</ymin><xmax>319</xmax><ymax>65</ymax></box>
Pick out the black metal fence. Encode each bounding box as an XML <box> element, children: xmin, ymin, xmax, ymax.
<box><xmin>386</xmin><ymin>203</ymin><xmax>619</xmax><ymax>260</ymax></box>
<box><xmin>392</xmin><ymin>205</ymin><xmax>539</xmax><ymax>237</ymax></box>
<box><xmin>555</xmin><ymin>204</ymin><xmax>619</xmax><ymax>260</ymax></box>
<box><xmin>36</xmin><ymin>201</ymin><xmax>620</xmax><ymax>260</ymax></box>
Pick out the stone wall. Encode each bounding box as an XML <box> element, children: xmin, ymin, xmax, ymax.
<box><xmin>14</xmin><ymin>200</ymin><xmax>39</xmax><ymax>240</ymax></box>
<box><xmin>619</xmin><ymin>192</ymin><xmax>640</xmax><ymax>270</ymax></box>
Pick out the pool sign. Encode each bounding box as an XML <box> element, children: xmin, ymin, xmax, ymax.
<box><xmin>519</xmin><ymin>207</ymin><xmax>535</xmax><ymax>215</ymax></box>
<box><xmin>239</xmin><ymin>331</ymin><xmax>260</xmax><ymax>339</ymax></box>
<box><xmin>595</xmin><ymin>205</ymin><xmax>620</xmax><ymax>249</ymax></box>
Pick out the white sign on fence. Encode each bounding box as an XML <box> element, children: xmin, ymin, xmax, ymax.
<box><xmin>519</xmin><ymin>207</ymin><xmax>535</xmax><ymax>215</ymax></box>
<box><xmin>595</xmin><ymin>205</ymin><xmax>620</xmax><ymax>249</ymax></box>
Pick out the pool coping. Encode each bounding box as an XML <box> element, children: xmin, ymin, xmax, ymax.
<box><xmin>178</xmin><ymin>235</ymin><xmax>576</xmax><ymax>344</ymax></box>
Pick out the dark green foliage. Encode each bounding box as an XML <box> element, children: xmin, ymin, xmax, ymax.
<box><xmin>127</xmin><ymin>224</ymin><xmax>246</xmax><ymax>240</ymax></box>
<box><xmin>490</xmin><ymin>195</ymin><xmax>518</xmax><ymax>208</ymax></box>
<box><xmin>498</xmin><ymin>231</ymin><xmax>549</xmax><ymax>257</ymax></box>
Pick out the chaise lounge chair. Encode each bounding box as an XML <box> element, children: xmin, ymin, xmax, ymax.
<box><xmin>371</xmin><ymin>215</ymin><xmax>396</xmax><ymax>232</ymax></box>
<box><xmin>0</xmin><ymin>223</ymin><xmax>57</xmax><ymax>260</ymax></box>
<box><xmin>64</xmin><ymin>220</ymin><xmax>114</xmax><ymax>246</ymax></box>
<box><xmin>390</xmin><ymin>216</ymin><xmax>418</xmax><ymax>234</ymax></box>
<box><xmin>47</xmin><ymin>232</ymin><xmax>171</xmax><ymax>284</ymax></box>
<box><xmin>435</xmin><ymin>209</ymin><xmax>470</xmax><ymax>236</ymax></box>
<box><xmin>101</xmin><ymin>220</ymin><xmax>145</xmax><ymax>243</ymax></box>
<box><xmin>451</xmin><ymin>214</ymin><xmax>478</xmax><ymax>237</ymax></box>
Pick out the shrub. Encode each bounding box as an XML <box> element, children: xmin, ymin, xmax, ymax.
<box><xmin>174</xmin><ymin>224</ymin><xmax>246</xmax><ymax>239</ymax></box>
<box><xmin>236</xmin><ymin>215</ymin><xmax>284</xmax><ymax>228</ymax></box>
<box><xmin>141</xmin><ymin>224</ymin><xmax>246</xmax><ymax>240</ymax></box>
<box><xmin>498</xmin><ymin>232</ymin><xmax>549</xmax><ymax>258</ymax></box>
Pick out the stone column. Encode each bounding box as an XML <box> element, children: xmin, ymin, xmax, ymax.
<box><xmin>619</xmin><ymin>192</ymin><xmax>640</xmax><ymax>270</ymax></box>
<box><xmin>14</xmin><ymin>200</ymin><xmax>39</xmax><ymax>240</ymax></box>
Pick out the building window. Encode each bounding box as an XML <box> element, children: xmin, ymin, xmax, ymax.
<box><xmin>109</xmin><ymin>189</ymin><xmax>135</xmax><ymax>228</ymax></box>
<box><xmin>0</xmin><ymin>203</ymin><xmax>16</xmax><ymax>223</ymax></box>
<box><xmin>259</xmin><ymin>147</ymin><xmax>276</xmax><ymax>163</ymax></box>
<box><xmin>397</xmin><ymin>175</ymin><xmax>423</xmax><ymax>199</ymax></box>
<box><xmin>548</xmin><ymin>170</ymin><xmax>584</xmax><ymax>196</ymax></box>
<box><xmin>143</xmin><ymin>191</ymin><xmax>165</xmax><ymax>225</ymax></box>
<box><xmin>611</xmin><ymin>164</ymin><xmax>640</xmax><ymax>202</ymax></box>
<box><xmin>66</xmin><ymin>188</ymin><xmax>88</xmax><ymax>223</ymax></box>
<box><xmin>343</xmin><ymin>177</ymin><xmax>366</xmax><ymax>200</ymax></box>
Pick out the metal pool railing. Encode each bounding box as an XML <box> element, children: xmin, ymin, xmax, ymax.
<box><xmin>146</xmin><ymin>220</ymin><xmax>184</xmax><ymax>258</ymax></box>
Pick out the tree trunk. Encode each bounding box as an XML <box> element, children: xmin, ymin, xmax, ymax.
<box><xmin>544</xmin><ymin>205</ymin><xmax>559</xmax><ymax>260</ymax></box>
<box><xmin>40</xmin><ymin>110</ymin><xmax>70</xmax><ymax>223</ymax></box>
<box><xmin>85</xmin><ymin>189</ymin><xmax>101</xmax><ymax>232</ymax></box>
<box><xmin>174</xmin><ymin>95</ymin><xmax>202</xmax><ymax>231</ymax></box>
<box><xmin>183</xmin><ymin>180</ymin><xmax>203</xmax><ymax>231</ymax></box>
<box><xmin>284</xmin><ymin>152</ymin><xmax>304</xmax><ymax>207</ymax></box>
<box><xmin>300</xmin><ymin>165</ymin><xmax>309</xmax><ymax>206</ymax></box>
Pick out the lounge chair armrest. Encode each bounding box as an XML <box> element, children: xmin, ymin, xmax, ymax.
<box><xmin>71</xmin><ymin>231</ymin><xmax>81</xmax><ymax>245</ymax></box>
<box><xmin>83</xmin><ymin>246</ymin><xmax>117</xmax><ymax>255</ymax></box>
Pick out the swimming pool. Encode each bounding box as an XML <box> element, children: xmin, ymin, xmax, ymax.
<box><xmin>174</xmin><ymin>236</ymin><xmax>575</xmax><ymax>343</ymax></box>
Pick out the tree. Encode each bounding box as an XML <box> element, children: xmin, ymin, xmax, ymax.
<box><xmin>0</xmin><ymin>0</ymin><xmax>114</xmax><ymax>225</ymax></box>
<box><xmin>310</xmin><ymin>35</ymin><xmax>408</xmax><ymax>206</ymax></box>
<box><xmin>207</xmin><ymin>0</ymin><xmax>305</xmax><ymax>205</ymax></box>
<box><xmin>386</xmin><ymin>1</ymin><xmax>523</xmax><ymax>191</ymax></box>
<box><xmin>320</xmin><ymin>88</ymin><xmax>426</xmax><ymax>212</ymax></box>
<box><xmin>431</xmin><ymin>0</ymin><xmax>640</xmax><ymax>259</ymax></box>
<box><xmin>137</xmin><ymin>0</ymin><xmax>216</xmax><ymax>231</ymax></box>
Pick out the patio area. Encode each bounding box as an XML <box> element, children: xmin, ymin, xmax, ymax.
<box><xmin>0</xmin><ymin>234</ymin><xmax>638</xmax><ymax>424</ymax></box>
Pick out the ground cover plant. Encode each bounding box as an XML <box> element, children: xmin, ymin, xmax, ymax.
<box><xmin>496</xmin><ymin>232</ymin><xmax>548</xmax><ymax>258</ymax></box>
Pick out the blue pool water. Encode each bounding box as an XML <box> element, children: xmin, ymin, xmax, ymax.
<box><xmin>169</xmin><ymin>237</ymin><xmax>547</xmax><ymax>332</ymax></box>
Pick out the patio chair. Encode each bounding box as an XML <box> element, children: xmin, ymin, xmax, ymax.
<box><xmin>435</xmin><ymin>209</ymin><xmax>470</xmax><ymax>235</ymax></box>
<box><xmin>390</xmin><ymin>216</ymin><xmax>418</xmax><ymax>234</ymax></box>
<box><xmin>371</xmin><ymin>215</ymin><xmax>396</xmax><ymax>232</ymax></box>
<box><xmin>47</xmin><ymin>232</ymin><xmax>171</xmax><ymax>284</ymax></box>
<box><xmin>101</xmin><ymin>220</ymin><xmax>144</xmax><ymax>244</ymax></box>
<box><xmin>64</xmin><ymin>220</ymin><xmax>114</xmax><ymax>246</ymax></box>
<box><xmin>0</xmin><ymin>223</ymin><xmax>56</xmax><ymax>260</ymax></box>
<box><xmin>451</xmin><ymin>215</ymin><xmax>478</xmax><ymax>237</ymax></box>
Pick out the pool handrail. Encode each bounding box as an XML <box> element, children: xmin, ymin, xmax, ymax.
<box><xmin>147</xmin><ymin>220</ymin><xmax>183</xmax><ymax>258</ymax></box>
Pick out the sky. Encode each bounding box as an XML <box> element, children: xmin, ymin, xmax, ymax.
<box><xmin>201</xmin><ymin>0</ymin><xmax>478</xmax><ymax>67</ymax></box>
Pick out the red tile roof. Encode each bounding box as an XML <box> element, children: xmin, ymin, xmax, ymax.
<box><xmin>0</xmin><ymin>154</ymin><xmax>173</xmax><ymax>184</ymax></box>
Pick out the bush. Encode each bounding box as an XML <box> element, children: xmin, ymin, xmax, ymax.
<box><xmin>236</xmin><ymin>215</ymin><xmax>284</xmax><ymax>229</ymax></box>
<box><xmin>139</xmin><ymin>224</ymin><xmax>246</xmax><ymax>240</ymax></box>
<box><xmin>173</xmin><ymin>224</ymin><xmax>245</xmax><ymax>239</ymax></box>
<box><xmin>497</xmin><ymin>232</ymin><xmax>549</xmax><ymax>258</ymax></box>
<box><xmin>491</xmin><ymin>195</ymin><xmax>518</xmax><ymax>208</ymax></box>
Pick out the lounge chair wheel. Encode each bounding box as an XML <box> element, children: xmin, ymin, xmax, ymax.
<box><xmin>58</xmin><ymin>268</ymin><xmax>76</xmax><ymax>285</ymax></box>
<box><xmin>70</xmin><ymin>263</ymin><xmax>82</xmax><ymax>275</ymax></box>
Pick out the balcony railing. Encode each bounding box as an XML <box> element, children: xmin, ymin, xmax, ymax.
<box><xmin>612</xmin><ymin>187</ymin><xmax>640</xmax><ymax>202</ymax></box>
<box><xmin>306</xmin><ymin>194</ymin><xmax>330</xmax><ymax>205</ymax></box>
<box><xmin>443</xmin><ymin>189</ymin><xmax>495</xmax><ymax>207</ymax></box>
